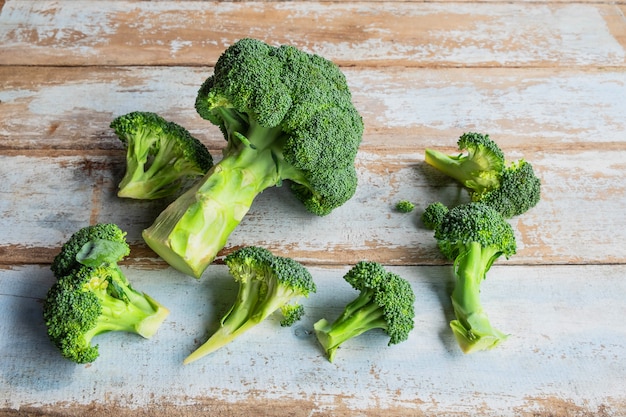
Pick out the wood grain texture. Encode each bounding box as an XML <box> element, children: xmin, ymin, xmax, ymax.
<box><xmin>2</xmin><ymin>66</ymin><xmax>626</xmax><ymax>151</ymax></box>
<box><xmin>1</xmin><ymin>148</ymin><xmax>625</xmax><ymax>267</ymax></box>
<box><xmin>1</xmin><ymin>1</ymin><xmax>625</xmax><ymax>67</ymax></box>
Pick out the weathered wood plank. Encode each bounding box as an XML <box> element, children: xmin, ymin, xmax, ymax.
<box><xmin>2</xmin><ymin>66</ymin><xmax>626</xmax><ymax>152</ymax></box>
<box><xmin>1</xmin><ymin>1</ymin><xmax>624</xmax><ymax>67</ymax></box>
<box><xmin>1</xmin><ymin>148</ymin><xmax>624</xmax><ymax>267</ymax></box>
<box><xmin>1</xmin><ymin>264</ymin><xmax>625</xmax><ymax>416</ymax></box>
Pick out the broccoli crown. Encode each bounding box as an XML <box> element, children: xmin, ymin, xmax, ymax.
<box><xmin>476</xmin><ymin>159</ymin><xmax>541</xmax><ymax>218</ymax></box>
<box><xmin>43</xmin><ymin>271</ymin><xmax>102</xmax><ymax>363</ymax></box>
<box><xmin>51</xmin><ymin>223</ymin><xmax>129</xmax><ymax>279</ymax></box>
<box><xmin>457</xmin><ymin>132</ymin><xmax>505</xmax><ymax>164</ymax></box>
<box><xmin>224</xmin><ymin>246</ymin><xmax>316</xmax><ymax>297</ymax></box>
<box><xmin>422</xmin><ymin>201</ymin><xmax>449</xmax><ymax>230</ymax></box>
<box><xmin>110</xmin><ymin>111</ymin><xmax>213</xmax><ymax>199</ymax></box>
<box><xmin>425</xmin><ymin>132</ymin><xmax>505</xmax><ymax>196</ymax></box>
<box><xmin>195</xmin><ymin>38</ymin><xmax>363</xmax><ymax>216</ymax></box>
<box><xmin>434</xmin><ymin>202</ymin><xmax>517</xmax><ymax>262</ymax></box>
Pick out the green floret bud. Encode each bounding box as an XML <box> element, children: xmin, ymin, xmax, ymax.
<box><xmin>144</xmin><ymin>38</ymin><xmax>363</xmax><ymax>278</ymax></box>
<box><xmin>475</xmin><ymin>159</ymin><xmax>541</xmax><ymax>218</ymax></box>
<box><xmin>183</xmin><ymin>246</ymin><xmax>316</xmax><ymax>364</ymax></box>
<box><xmin>314</xmin><ymin>261</ymin><xmax>415</xmax><ymax>362</ymax></box>
<box><xmin>431</xmin><ymin>202</ymin><xmax>516</xmax><ymax>353</ymax></box>
<box><xmin>395</xmin><ymin>200</ymin><xmax>415</xmax><ymax>213</ymax></box>
<box><xmin>280</xmin><ymin>303</ymin><xmax>305</xmax><ymax>327</ymax></box>
<box><xmin>44</xmin><ymin>224</ymin><xmax>170</xmax><ymax>364</ymax></box>
<box><xmin>422</xmin><ymin>202</ymin><xmax>449</xmax><ymax>230</ymax></box>
<box><xmin>111</xmin><ymin>111</ymin><xmax>213</xmax><ymax>200</ymax></box>
<box><xmin>425</xmin><ymin>132</ymin><xmax>505</xmax><ymax>197</ymax></box>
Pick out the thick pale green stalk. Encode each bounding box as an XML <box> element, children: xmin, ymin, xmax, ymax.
<box><xmin>183</xmin><ymin>278</ymin><xmax>264</xmax><ymax>364</ymax></box>
<box><xmin>143</xmin><ymin>137</ymin><xmax>281</xmax><ymax>278</ymax></box>
<box><xmin>88</xmin><ymin>291</ymin><xmax>169</xmax><ymax>340</ymax></box>
<box><xmin>424</xmin><ymin>148</ymin><xmax>499</xmax><ymax>192</ymax></box>
<box><xmin>449</xmin><ymin>242</ymin><xmax>508</xmax><ymax>353</ymax></box>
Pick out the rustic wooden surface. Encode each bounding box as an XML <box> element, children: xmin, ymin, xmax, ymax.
<box><xmin>1</xmin><ymin>1</ymin><xmax>625</xmax><ymax>416</ymax></box>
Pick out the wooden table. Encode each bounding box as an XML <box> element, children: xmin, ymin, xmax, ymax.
<box><xmin>1</xmin><ymin>1</ymin><xmax>625</xmax><ymax>415</ymax></box>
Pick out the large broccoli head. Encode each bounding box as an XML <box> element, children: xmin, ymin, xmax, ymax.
<box><xmin>143</xmin><ymin>39</ymin><xmax>364</xmax><ymax>278</ymax></box>
<box><xmin>195</xmin><ymin>38</ymin><xmax>364</xmax><ymax>215</ymax></box>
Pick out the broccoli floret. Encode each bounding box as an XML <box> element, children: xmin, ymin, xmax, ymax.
<box><xmin>422</xmin><ymin>201</ymin><xmax>449</xmax><ymax>230</ymax></box>
<box><xmin>183</xmin><ymin>246</ymin><xmax>316</xmax><ymax>364</ymax></box>
<box><xmin>51</xmin><ymin>223</ymin><xmax>129</xmax><ymax>279</ymax></box>
<box><xmin>395</xmin><ymin>200</ymin><xmax>415</xmax><ymax>213</ymax></box>
<box><xmin>279</xmin><ymin>303</ymin><xmax>306</xmax><ymax>327</ymax></box>
<box><xmin>43</xmin><ymin>224</ymin><xmax>170</xmax><ymax>363</ymax></box>
<box><xmin>313</xmin><ymin>261</ymin><xmax>415</xmax><ymax>362</ymax></box>
<box><xmin>425</xmin><ymin>132</ymin><xmax>541</xmax><ymax>218</ymax></box>
<box><xmin>429</xmin><ymin>202</ymin><xmax>516</xmax><ymax>353</ymax></box>
<box><xmin>110</xmin><ymin>111</ymin><xmax>213</xmax><ymax>200</ymax></box>
<box><xmin>475</xmin><ymin>159</ymin><xmax>541</xmax><ymax>218</ymax></box>
<box><xmin>425</xmin><ymin>132</ymin><xmax>505</xmax><ymax>198</ymax></box>
<box><xmin>142</xmin><ymin>38</ymin><xmax>364</xmax><ymax>278</ymax></box>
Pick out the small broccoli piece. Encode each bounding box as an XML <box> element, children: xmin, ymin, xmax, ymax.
<box><xmin>395</xmin><ymin>200</ymin><xmax>415</xmax><ymax>213</ymax></box>
<box><xmin>280</xmin><ymin>303</ymin><xmax>305</xmax><ymax>327</ymax></box>
<box><xmin>430</xmin><ymin>202</ymin><xmax>516</xmax><ymax>353</ymax></box>
<box><xmin>425</xmin><ymin>132</ymin><xmax>541</xmax><ymax>218</ymax></box>
<box><xmin>142</xmin><ymin>38</ymin><xmax>363</xmax><ymax>278</ymax></box>
<box><xmin>43</xmin><ymin>224</ymin><xmax>170</xmax><ymax>363</ymax></box>
<box><xmin>475</xmin><ymin>159</ymin><xmax>541</xmax><ymax>218</ymax></box>
<box><xmin>425</xmin><ymin>132</ymin><xmax>505</xmax><ymax>198</ymax></box>
<box><xmin>51</xmin><ymin>223</ymin><xmax>129</xmax><ymax>279</ymax></box>
<box><xmin>183</xmin><ymin>246</ymin><xmax>316</xmax><ymax>364</ymax></box>
<box><xmin>313</xmin><ymin>261</ymin><xmax>415</xmax><ymax>362</ymax></box>
<box><xmin>422</xmin><ymin>201</ymin><xmax>449</xmax><ymax>230</ymax></box>
<box><xmin>110</xmin><ymin>111</ymin><xmax>213</xmax><ymax>200</ymax></box>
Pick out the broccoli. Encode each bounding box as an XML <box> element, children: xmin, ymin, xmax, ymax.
<box><xmin>395</xmin><ymin>200</ymin><xmax>415</xmax><ymax>213</ymax></box>
<box><xmin>478</xmin><ymin>159</ymin><xmax>541</xmax><ymax>219</ymax></box>
<box><xmin>313</xmin><ymin>261</ymin><xmax>415</xmax><ymax>362</ymax></box>
<box><xmin>142</xmin><ymin>38</ymin><xmax>364</xmax><ymax>278</ymax></box>
<box><xmin>43</xmin><ymin>224</ymin><xmax>170</xmax><ymax>363</ymax></box>
<box><xmin>424</xmin><ymin>132</ymin><xmax>540</xmax><ymax>218</ymax></box>
<box><xmin>183</xmin><ymin>246</ymin><xmax>316</xmax><ymax>364</ymax></box>
<box><xmin>426</xmin><ymin>202</ymin><xmax>516</xmax><ymax>353</ymax></box>
<box><xmin>110</xmin><ymin>111</ymin><xmax>213</xmax><ymax>200</ymax></box>
<box><xmin>421</xmin><ymin>201</ymin><xmax>448</xmax><ymax>230</ymax></box>
<box><xmin>279</xmin><ymin>303</ymin><xmax>306</xmax><ymax>327</ymax></box>
<box><xmin>425</xmin><ymin>132</ymin><xmax>505</xmax><ymax>198</ymax></box>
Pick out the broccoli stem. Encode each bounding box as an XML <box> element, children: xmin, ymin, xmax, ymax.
<box><xmin>183</xmin><ymin>278</ymin><xmax>264</xmax><ymax>364</ymax></box>
<box><xmin>118</xmin><ymin>138</ymin><xmax>183</xmax><ymax>199</ymax></box>
<box><xmin>143</xmin><ymin>125</ymin><xmax>284</xmax><ymax>278</ymax></box>
<box><xmin>87</xmin><ymin>289</ymin><xmax>169</xmax><ymax>341</ymax></box>
<box><xmin>449</xmin><ymin>241</ymin><xmax>508</xmax><ymax>353</ymax></box>
<box><xmin>425</xmin><ymin>148</ymin><xmax>499</xmax><ymax>191</ymax></box>
<box><xmin>314</xmin><ymin>300</ymin><xmax>387</xmax><ymax>362</ymax></box>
